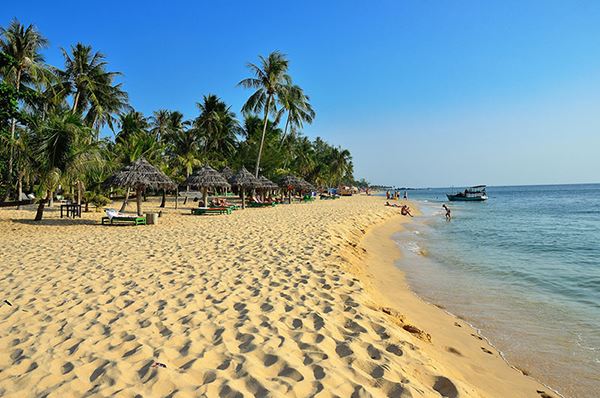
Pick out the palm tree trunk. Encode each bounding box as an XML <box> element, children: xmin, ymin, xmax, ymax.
<box><xmin>49</xmin><ymin>190</ymin><xmax>54</xmax><ymax>207</ymax></box>
<box><xmin>16</xmin><ymin>174</ymin><xmax>23</xmax><ymax>210</ymax></box>
<box><xmin>241</xmin><ymin>189</ymin><xmax>246</xmax><ymax>209</ymax></box>
<box><xmin>280</xmin><ymin>113</ymin><xmax>291</xmax><ymax>145</ymax></box>
<box><xmin>7</xmin><ymin>69</ymin><xmax>22</xmax><ymax>200</ymax></box>
<box><xmin>120</xmin><ymin>187</ymin><xmax>130</xmax><ymax>212</ymax></box>
<box><xmin>160</xmin><ymin>189</ymin><xmax>166</xmax><ymax>207</ymax></box>
<box><xmin>254</xmin><ymin>95</ymin><xmax>272</xmax><ymax>177</ymax></box>
<box><xmin>77</xmin><ymin>181</ymin><xmax>82</xmax><ymax>205</ymax></box>
<box><xmin>34</xmin><ymin>190</ymin><xmax>50</xmax><ymax>221</ymax></box>
<box><xmin>72</xmin><ymin>91</ymin><xmax>80</xmax><ymax>112</ymax></box>
<box><xmin>175</xmin><ymin>187</ymin><xmax>179</xmax><ymax>209</ymax></box>
<box><xmin>202</xmin><ymin>187</ymin><xmax>208</xmax><ymax>208</ymax></box>
<box><xmin>136</xmin><ymin>188</ymin><xmax>143</xmax><ymax>216</ymax></box>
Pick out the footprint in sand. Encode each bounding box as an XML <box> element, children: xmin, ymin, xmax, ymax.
<box><xmin>313</xmin><ymin>365</ymin><xmax>326</xmax><ymax>380</ymax></box>
<box><xmin>480</xmin><ymin>347</ymin><xmax>494</xmax><ymax>355</ymax></box>
<box><xmin>263</xmin><ymin>354</ymin><xmax>279</xmax><ymax>367</ymax></box>
<box><xmin>335</xmin><ymin>342</ymin><xmax>353</xmax><ymax>358</ymax></box>
<box><xmin>278</xmin><ymin>365</ymin><xmax>304</xmax><ymax>382</ymax></box>
<box><xmin>367</xmin><ymin>344</ymin><xmax>382</xmax><ymax>360</ymax></box>
<box><xmin>433</xmin><ymin>376</ymin><xmax>459</xmax><ymax>398</ymax></box>
<box><xmin>386</xmin><ymin>344</ymin><xmax>403</xmax><ymax>357</ymax></box>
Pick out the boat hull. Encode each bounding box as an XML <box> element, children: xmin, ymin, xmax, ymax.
<box><xmin>446</xmin><ymin>194</ymin><xmax>487</xmax><ymax>201</ymax></box>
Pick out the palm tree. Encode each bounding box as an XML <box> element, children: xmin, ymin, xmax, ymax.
<box><xmin>276</xmin><ymin>84</ymin><xmax>315</xmax><ymax>143</ymax></box>
<box><xmin>149</xmin><ymin>109</ymin><xmax>172</xmax><ymax>141</ymax></box>
<box><xmin>194</xmin><ymin>95</ymin><xmax>240</xmax><ymax>162</ymax></box>
<box><xmin>57</xmin><ymin>43</ymin><xmax>128</xmax><ymax>132</ymax></box>
<box><xmin>30</xmin><ymin>111</ymin><xmax>96</xmax><ymax>220</ymax></box>
<box><xmin>0</xmin><ymin>19</ymin><xmax>49</xmax><ymax>193</ymax></box>
<box><xmin>238</xmin><ymin>51</ymin><xmax>291</xmax><ymax>177</ymax></box>
<box><xmin>115</xmin><ymin>111</ymin><xmax>148</xmax><ymax>143</ymax></box>
<box><xmin>329</xmin><ymin>147</ymin><xmax>353</xmax><ymax>186</ymax></box>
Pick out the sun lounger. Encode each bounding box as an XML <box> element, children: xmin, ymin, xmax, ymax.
<box><xmin>247</xmin><ymin>201</ymin><xmax>276</xmax><ymax>208</ymax></box>
<box><xmin>102</xmin><ymin>208</ymin><xmax>146</xmax><ymax>225</ymax></box>
<box><xmin>191</xmin><ymin>207</ymin><xmax>232</xmax><ymax>215</ymax></box>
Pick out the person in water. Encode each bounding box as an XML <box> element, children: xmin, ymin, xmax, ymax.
<box><xmin>401</xmin><ymin>205</ymin><xmax>413</xmax><ymax>217</ymax></box>
<box><xmin>442</xmin><ymin>204</ymin><xmax>451</xmax><ymax>221</ymax></box>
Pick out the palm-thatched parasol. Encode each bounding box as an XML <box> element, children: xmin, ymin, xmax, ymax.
<box><xmin>230</xmin><ymin>167</ymin><xmax>261</xmax><ymax>209</ymax></box>
<box><xmin>185</xmin><ymin>165</ymin><xmax>231</xmax><ymax>207</ymax></box>
<box><xmin>220</xmin><ymin>166</ymin><xmax>234</xmax><ymax>181</ymax></box>
<box><xmin>107</xmin><ymin>158</ymin><xmax>176</xmax><ymax>216</ymax></box>
<box><xmin>257</xmin><ymin>176</ymin><xmax>278</xmax><ymax>201</ymax></box>
<box><xmin>279</xmin><ymin>175</ymin><xmax>303</xmax><ymax>203</ymax></box>
<box><xmin>297</xmin><ymin>178</ymin><xmax>316</xmax><ymax>192</ymax></box>
<box><xmin>258</xmin><ymin>176</ymin><xmax>278</xmax><ymax>189</ymax></box>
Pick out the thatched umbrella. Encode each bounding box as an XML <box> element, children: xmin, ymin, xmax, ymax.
<box><xmin>279</xmin><ymin>175</ymin><xmax>303</xmax><ymax>204</ymax></box>
<box><xmin>258</xmin><ymin>176</ymin><xmax>277</xmax><ymax>189</ymax></box>
<box><xmin>220</xmin><ymin>167</ymin><xmax>234</xmax><ymax>197</ymax></box>
<box><xmin>220</xmin><ymin>166</ymin><xmax>234</xmax><ymax>181</ymax></box>
<box><xmin>258</xmin><ymin>176</ymin><xmax>278</xmax><ymax>201</ymax></box>
<box><xmin>297</xmin><ymin>178</ymin><xmax>315</xmax><ymax>192</ymax></box>
<box><xmin>108</xmin><ymin>158</ymin><xmax>176</xmax><ymax>216</ymax></box>
<box><xmin>230</xmin><ymin>167</ymin><xmax>261</xmax><ymax>209</ymax></box>
<box><xmin>185</xmin><ymin>165</ymin><xmax>231</xmax><ymax>207</ymax></box>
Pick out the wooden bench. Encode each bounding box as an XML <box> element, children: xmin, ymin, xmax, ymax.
<box><xmin>102</xmin><ymin>216</ymin><xmax>147</xmax><ymax>225</ymax></box>
<box><xmin>191</xmin><ymin>207</ymin><xmax>232</xmax><ymax>215</ymax></box>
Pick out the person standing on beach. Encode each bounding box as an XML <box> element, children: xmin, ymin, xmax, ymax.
<box><xmin>442</xmin><ymin>204</ymin><xmax>451</xmax><ymax>221</ymax></box>
<box><xmin>403</xmin><ymin>191</ymin><xmax>408</xmax><ymax>199</ymax></box>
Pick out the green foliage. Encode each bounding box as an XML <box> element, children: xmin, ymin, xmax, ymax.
<box><xmin>90</xmin><ymin>193</ymin><xmax>111</xmax><ymax>211</ymax></box>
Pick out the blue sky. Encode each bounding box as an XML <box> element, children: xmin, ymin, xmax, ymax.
<box><xmin>4</xmin><ymin>1</ymin><xmax>600</xmax><ymax>187</ymax></box>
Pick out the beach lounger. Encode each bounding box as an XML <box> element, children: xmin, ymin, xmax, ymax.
<box><xmin>102</xmin><ymin>208</ymin><xmax>147</xmax><ymax>225</ymax></box>
<box><xmin>247</xmin><ymin>202</ymin><xmax>276</xmax><ymax>208</ymax></box>
<box><xmin>191</xmin><ymin>207</ymin><xmax>232</xmax><ymax>215</ymax></box>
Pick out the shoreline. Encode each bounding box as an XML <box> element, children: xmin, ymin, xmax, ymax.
<box><xmin>351</xmin><ymin>206</ymin><xmax>561</xmax><ymax>398</ymax></box>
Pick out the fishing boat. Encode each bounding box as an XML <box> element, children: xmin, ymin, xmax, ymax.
<box><xmin>447</xmin><ymin>185</ymin><xmax>488</xmax><ymax>201</ymax></box>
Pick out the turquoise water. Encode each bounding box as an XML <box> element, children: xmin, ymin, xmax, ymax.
<box><xmin>391</xmin><ymin>184</ymin><xmax>600</xmax><ymax>398</ymax></box>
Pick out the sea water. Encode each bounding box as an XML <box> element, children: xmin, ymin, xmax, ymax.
<box><xmin>390</xmin><ymin>184</ymin><xmax>600</xmax><ymax>398</ymax></box>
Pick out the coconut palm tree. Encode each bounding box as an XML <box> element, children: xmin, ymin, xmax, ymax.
<box><xmin>238</xmin><ymin>51</ymin><xmax>291</xmax><ymax>177</ymax></box>
<box><xmin>194</xmin><ymin>95</ymin><xmax>240</xmax><ymax>162</ymax></box>
<box><xmin>276</xmin><ymin>84</ymin><xmax>315</xmax><ymax>143</ymax></box>
<box><xmin>115</xmin><ymin>111</ymin><xmax>148</xmax><ymax>143</ymax></box>
<box><xmin>30</xmin><ymin>111</ymin><xmax>97</xmax><ymax>220</ymax></box>
<box><xmin>0</xmin><ymin>19</ymin><xmax>49</xmax><ymax>193</ymax></box>
<box><xmin>57</xmin><ymin>43</ymin><xmax>128</xmax><ymax>132</ymax></box>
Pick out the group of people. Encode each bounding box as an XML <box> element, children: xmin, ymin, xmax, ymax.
<box><xmin>384</xmin><ymin>201</ymin><xmax>413</xmax><ymax>217</ymax></box>
<box><xmin>385</xmin><ymin>200</ymin><xmax>452</xmax><ymax>221</ymax></box>
<box><xmin>385</xmin><ymin>190</ymin><xmax>408</xmax><ymax>200</ymax></box>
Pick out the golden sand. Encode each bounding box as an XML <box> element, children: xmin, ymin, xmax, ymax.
<box><xmin>0</xmin><ymin>196</ymin><xmax>556</xmax><ymax>397</ymax></box>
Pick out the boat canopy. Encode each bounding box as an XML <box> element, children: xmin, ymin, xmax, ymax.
<box><xmin>467</xmin><ymin>185</ymin><xmax>486</xmax><ymax>192</ymax></box>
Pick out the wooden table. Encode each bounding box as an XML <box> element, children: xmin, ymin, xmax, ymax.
<box><xmin>60</xmin><ymin>203</ymin><xmax>82</xmax><ymax>218</ymax></box>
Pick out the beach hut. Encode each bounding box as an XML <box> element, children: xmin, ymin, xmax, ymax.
<box><xmin>108</xmin><ymin>158</ymin><xmax>176</xmax><ymax>216</ymax></box>
<box><xmin>230</xmin><ymin>167</ymin><xmax>261</xmax><ymax>209</ymax></box>
<box><xmin>185</xmin><ymin>165</ymin><xmax>231</xmax><ymax>207</ymax></box>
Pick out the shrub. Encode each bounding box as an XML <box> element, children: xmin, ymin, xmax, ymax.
<box><xmin>90</xmin><ymin>194</ymin><xmax>111</xmax><ymax>211</ymax></box>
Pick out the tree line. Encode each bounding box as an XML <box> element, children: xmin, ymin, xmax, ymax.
<box><xmin>0</xmin><ymin>19</ymin><xmax>361</xmax><ymax>208</ymax></box>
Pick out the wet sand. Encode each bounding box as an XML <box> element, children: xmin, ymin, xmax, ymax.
<box><xmin>0</xmin><ymin>195</ymin><xmax>557</xmax><ymax>397</ymax></box>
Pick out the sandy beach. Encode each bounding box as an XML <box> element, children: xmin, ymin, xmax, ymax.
<box><xmin>0</xmin><ymin>195</ymin><xmax>557</xmax><ymax>397</ymax></box>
